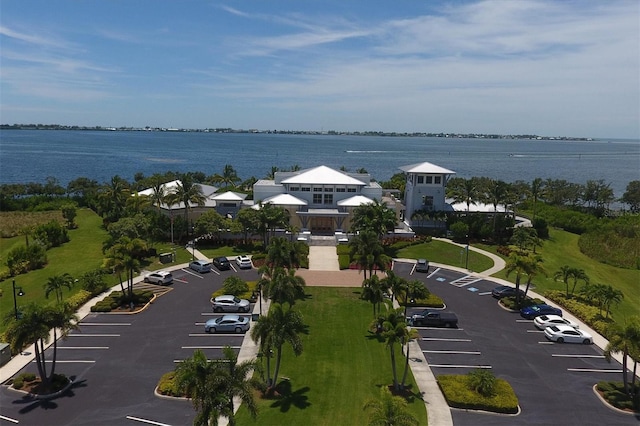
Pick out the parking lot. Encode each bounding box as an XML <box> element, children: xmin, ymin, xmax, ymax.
<box><xmin>0</xmin><ymin>264</ymin><xmax>260</xmax><ymax>426</ymax></box>
<box><xmin>394</xmin><ymin>261</ymin><xmax>634</xmax><ymax>425</ymax></box>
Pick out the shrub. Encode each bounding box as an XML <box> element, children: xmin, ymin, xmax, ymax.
<box><xmin>6</xmin><ymin>243</ymin><xmax>47</xmax><ymax>275</ymax></box>
<box><xmin>33</xmin><ymin>220</ymin><xmax>69</xmax><ymax>248</ymax></box>
<box><xmin>404</xmin><ymin>293</ymin><xmax>444</xmax><ymax>308</ymax></box>
<box><xmin>450</xmin><ymin>221</ymin><xmax>469</xmax><ymax>241</ymax></box>
<box><xmin>66</xmin><ymin>290</ymin><xmax>92</xmax><ymax>311</ymax></box>
<box><xmin>467</xmin><ymin>369</ymin><xmax>497</xmax><ymax>397</ymax></box>
<box><xmin>222</xmin><ymin>276</ymin><xmax>249</xmax><ymax>296</ymax></box>
<box><xmin>438</xmin><ymin>374</ymin><xmax>519</xmax><ymax>414</ymax></box>
<box><xmin>156</xmin><ymin>371</ymin><xmax>186</xmax><ymax>397</ymax></box>
<box><xmin>91</xmin><ymin>300</ymin><xmax>113</xmax><ymax>312</ymax></box>
<box><xmin>12</xmin><ymin>377</ymin><xmax>24</xmax><ymax>389</ymax></box>
<box><xmin>80</xmin><ymin>269</ymin><xmax>109</xmax><ymax>296</ymax></box>
<box><xmin>338</xmin><ymin>254</ymin><xmax>351</xmax><ymax>269</ymax></box>
<box><xmin>12</xmin><ymin>372</ymin><xmax>37</xmax><ymax>389</ymax></box>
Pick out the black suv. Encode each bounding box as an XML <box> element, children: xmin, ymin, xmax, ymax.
<box><xmin>213</xmin><ymin>256</ymin><xmax>231</xmax><ymax>271</ymax></box>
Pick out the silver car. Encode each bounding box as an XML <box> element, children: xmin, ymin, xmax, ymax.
<box><xmin>143</xmin><ymin>270</ymin><xmax>173</xmax><ymax>285</ymax></box>
<box><xmin>189</xmin><ymin>260</ymin><xmax>212</xmax><ymax>273</ymax></box>
<box><xmin>211</xmin><ymin>295</ymin><xmax>251</xmax><ymax>313</ymax></box>
<box><xmin>204</xmin><ymin>315</ymin><xmax>250</xmax><ymax>333</ymax></box>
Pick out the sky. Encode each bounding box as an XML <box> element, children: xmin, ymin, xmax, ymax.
<box><xmin>1</xmin><ymin>0</ymin><xmax>639</xmax><ymax>139</ymax></box>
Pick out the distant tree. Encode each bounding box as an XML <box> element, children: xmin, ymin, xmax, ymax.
<box><xmin>171</xmin><ymin>173</ymin><xmax>206</xmax><ymax>239</ymax></box>
<box><xmin>60</xmin><ymin>204</ymin><xmax>77</xmax><ymax>229</ymax></box>
<box><xmin>44</xmin><ymin>273</ymin><xmax>74</xmax><ymax>304</ymax></box>
<box><xmin>351</xmin><ymin>199</ymin><xmax>397</xmax><ymax>238</ymax></box>
<box><xmin>234</xmin><ymin>207</ymin><xmax>261</xmax><ymax>243</ymax></box>
<box><xmin>211</xmin><ymin>164</ymin><xmax>241</xmax><ymax>188</ymax></box>
<box><xmin>621</xmin><ymin>180</ymin><xmax>640</xmax><ymax>212</ymax></box>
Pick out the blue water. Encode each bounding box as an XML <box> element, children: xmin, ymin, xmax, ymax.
<box><xmin>1</xmin><ymin>130</ymin><xmax>639</xmax><ymax>198</ymax></box>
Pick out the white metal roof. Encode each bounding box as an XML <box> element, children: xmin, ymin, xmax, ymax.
<box><xmin>210</xmin><ymin>191</ymin><xmax>247</xmax><ymax>201</ymax></box>
<box><xmin>399</xmin><ymin>162</ymin><xmax>456</xmax><ymax>175</ymax></box>
<box><xmin>446</xmin><ymin>199</ymin><xmax>509</xmax><ymax>213</ymax></box>
<box><xmin>254</xmin><ymin>194</ymin><xmax>308</xmax><ymax>207</ymax></box>
<box><xmin>137</xmin><ymin>180</ymin><xmax>218</xmax><ymax>197</ymax></box>
<box><xmin>281</xmin><ymin>165</ymin><xmax>366</xmax><ymax>185</ymax></box>
<box><xmin>337</xmin><ymin>195</ymin><xmax>375</xmax><ymax>207</ymax></box>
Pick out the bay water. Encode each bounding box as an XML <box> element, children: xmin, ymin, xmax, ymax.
<box><xmin>1</xmin><ymin>130</ymin><xmax>638</xmax><ymax>199</ymax></box>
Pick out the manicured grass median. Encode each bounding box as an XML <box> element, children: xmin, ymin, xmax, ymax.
<box><xmin>234</xmin><ymin>287</ymin><xmax>428</xmax><ymax>425</ymax></box>
<box><xmin>397</xmin><ymin>239</ymin><xmax>495</xmax><ymax>273</ymax></box>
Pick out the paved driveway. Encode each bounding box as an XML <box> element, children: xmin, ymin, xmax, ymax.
<box><xmin>0</xmin><ymin>266</ymin><xmax>260</xmax><ymax>426</ymax></box>
<box><xmin>394</xmin><ymin>261</ymin><xmax>636</xmax><ymax>425</ymax></box>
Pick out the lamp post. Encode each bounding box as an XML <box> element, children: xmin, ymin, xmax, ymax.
<box><xmin>12</xmin><ymin>280</ymin><xmax>24</xmax><ymax>320</ymax></box>
<box><xmin>465</xmin><ymin>234</ymin><xmax>470</xmax><ymax>270</ymax></box>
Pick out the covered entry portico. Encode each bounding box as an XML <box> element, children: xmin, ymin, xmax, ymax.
<box><xmin>298</xmin><ymin>209</ymin><xmax>349</xmax><ymax>234</ymax></box>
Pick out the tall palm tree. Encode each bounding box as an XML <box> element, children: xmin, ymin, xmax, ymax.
<box><xmin>522</xmin><ymin>254</ymin><xmax>546</xmax><ymax>299</ymax></box>
<box><xmin>351</xmin><ymin>199</ymin><xmax>397</xmax><ymax>238</ymax></box>
<box><xmin>217</xmin><ymin>346</ymin><xmax>259</xmax><ymax>426</ymax></box>
<box><xmin>604</xmin><ymin>318</ymin><xmax>640</xmax><ymax>397</ymax></box>
<box><xmin>263</xmin><ymin>267</ymin><xmax>306</xmax><ymax>306</ymax></box>
<box><xmin>98</xmin><ymin>175</ymin><xmax>131</xmax><ymax>223</ymax></box>
<box><xmin>484</xmin><ymin>179</ymin><xmax>510</xmax><ymax>237</ymax></box>
<box><xmin>265</xmin><ymin>237</ymin><xmax>308</xmax><ymax>272</ymax></box>
<box><xmin>569</xmin><ymin>268</ymin><xmax>589</xmax><ymax>296</ymax></box>
<box><xmin>362</xmin><ymin>274</ymin><xmax>386</xmax><ymax>317</ymax></box>
<box><xmin>175</xmin><ymin>349</ymin><xmax>227</xmax><ymax>426</ymax></box>
<box><xmin>374</xmin><ymin>308</ymin><xmax>407</xmax><ymax>391</ymax></box>
<box><xmin>44</xmin><ymin>273</ymin><xmax>75</xmax><ymax>304</ymax></box>
<box><xmin>505</xmin><ymin>252</ymin><xmax>529</xmax><ymax>307</ymax></box>
<box><xmin>600</xmin><ymin>284</ymin><xmax>624</xmax><ymax>319</ymax></box>
<box><xmin>268</xmin><ymin>304</ymin><xmax>306</xmax><ymax>390</ymax></box>
<box><xmin>149</xmin><ymin>179</ymin><xmax>167</xmax><ymax>213</ymax></box>
<box><xmin>171</xmin><ymin>173</ymin><xmax>206</xmax><ymax>239</ymax></box>
<box><xmin>250</xmin><ymin>313</ymin><xmax>275</xmax><ymax>387</ymax></box>
<box><xmin>349</xmin><ymin>230</ymin><xmax>390</xmax><ymax>280</ymax></box>
<box><xmin>211</xmin><ymin>164</ymin><xmax>241</xmax><ymax>188</ymax></box>
<box><xmin>106</xmin><ymin>236</ymin><xmax>147</xmax><ymax>301</ymax></box>
<box><xmin>363</xmin><ymin>386</ymin><xmax>419</xmax><ymax>426</ymax></box>
<box><xmin>530</xmin><ymin>177</ymin><xmax>544</xmax><ymax>220</ymax></box>
<box><xmin>255</xmin><ymin>202</ymin><xmax>288</xmax><ymax>247</ymax></box>
<box><xmin>404</xmin><ymin>280</ymin><xmax>430</xmax><ymax>318</ymax></box>
<box><xmin>400</xmin><ymin>327</ymin><xmax>420</xmax><ymax>391</ymax></box>
<box><xmin>554</xmin><ymin>265</ymin><xmax>574</xmax><ymax>298</ymax></box>
<box><xmin>47</xmin><ymin>303</ymin><xmax>79</xmax><ymax>379</ymax></box>
<box><xmin>381</xmin><ymin>271</ymin><xmax>408</xmax><ymax>304</ymax></box>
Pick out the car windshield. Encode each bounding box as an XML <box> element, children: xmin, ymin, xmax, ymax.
<box><xmin>233</xmin><ymin>297</ymin><xmax>241</xmax><ymax>303</ymax></box>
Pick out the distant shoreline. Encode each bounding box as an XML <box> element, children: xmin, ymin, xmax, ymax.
<box><xmin>0</xmin><ymin>124</ymin><xmax>595</xmax><ymax>142</ymax></box>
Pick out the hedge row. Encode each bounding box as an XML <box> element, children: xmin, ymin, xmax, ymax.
<box><xmin>90</xmin><ymin>289</ymin><xmax>154</xmax><ymax>312</ymax></box>
<box><xmin>157</xmin><ymin>371</ymin><xmax>188</xmax><ymax>398</ymax></box>
<box><xmin>402</xmin><ymin>293</ymin><xmax>445</xmax><ymax>309</ymax></box>
<box><xmin>596</xmin><ymin>381</ymin><xmax>640</xmax><ymax>411</ymax></box>
<box><xmin>543</xmin><ymin>290</ymin><xmax>612</xmax><ymax>338</ymax></box>
<box><xmin>438</xmin><ymin>374</ymin><xmax>519</xmax><ymax>414</ymax></box>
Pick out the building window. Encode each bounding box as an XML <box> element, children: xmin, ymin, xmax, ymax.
<box><xmin>423</xmin><ymin>195</ymin><xmax>434</xmax><ymax>210</ymax></box>
<box><xmin>426</xmin><ymin>176</ymin><xmax>433</xmax><ymax>184</ymax></box>
<box><xmin>290</xmin><ymin>186</ymin><xmax>299</xmax><ymax>191</ymax></box>
<box><xmin>314</xmin><ymin>187</ymin><xmax>323</xmax><ymax>192</ymax></box>
<box><xmin>324</xmin><ymin>194</ymin><xmax>333</xmax><ymax>204</ymax></box>
<box><xmin>324</xmin><ymin>187</ymin><xmax>333</xmax><ymax>192</ymax></box>
<box><xmin>301</xmin><ymin>186</ymin><xmax>311</xmax><ymax>192</ymax></box>
<box><xmin>417</xmin><ymin>176</ymin><xmax>424</xmax><ymax>184</ymax></box>
<box><xmin>347</xmin><ymin>187</ymin><xmax>357</xmax><ymax>193</ymax></box>
<box><xmin>313</xmin><ymin>193</ymin><xmax>323</xmax><ymax>204</ymax></box>
<box><xmin>336</xmin><ymin>187</ymin><xmax>346</xmax><ymax>192</ymax></box>
<box><xmin>435</xmin><ymin>176</ymin><xmax>442</xmax><ymax>184</ymax></box>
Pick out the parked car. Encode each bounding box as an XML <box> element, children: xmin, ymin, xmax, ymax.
<box><xmin>534</xmin><ymin>314</ymin><xmax>579</xmax><ymax>330</ymax></box>
<box><xmin>204</xmin><ymin>315</ymin><xmax>250</xmax><ymax>333</ymax></box>
<box><xmin>143</xmin><ymin>270</ymin><xmax>173</xmax><ymax>285</ymax></box>
<box><xmin>410</xmin><ymin>309</ymin><xmax>458</xmax><ymax>328</ymax></box>
<box><xmin>236</xmin><ymin>255</ymin><xmax>252</xmax><ymax>269</ymax></box>
<box><xmin>213</xmin><ymin>256</ymin><xmax>231</xmax><ymax>271</ymax></box>
<box><xmin>544</xmin><ymin>325</ymin><xmax>593</xmax><ymax>344</ymax></box>
<box><xmin>189</xmin><ymin>260</ymin><xmax>212</xmax><ymax>273</ymax></box>
<box><xmin>415</xmin><ymin>259</ymin><xmax>430</xmax><ymax>273</ymax></box>
<box><xmin>491</xmin><ymin>285</ymin><xmax>525</xmax><ymax>299</ymax></box>
<box><xmin>211</xmin><ymin>295</ymin><xmax>251</xmax><ymax>313</ymax></box>
<box><xmin>520</xmin><ymin>304</ymin><xmax>562</xmax><ymax>319</ymax></box>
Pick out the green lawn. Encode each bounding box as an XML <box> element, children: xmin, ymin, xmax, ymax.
<box><xmin>234</xmin><ymin>287</ymin><xmax>428</xmax><ymax>425</ymax></box>
<box><xmin>477</xmin><ymin>228</ymin><xmax>640</xmax><ymax>322</ymax></box>
<box><xmin>396</xmin><ymin>239</ymin><xmax>495</xmax><ymax>273</ymax></box>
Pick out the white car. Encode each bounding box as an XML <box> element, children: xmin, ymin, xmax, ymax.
<box><xmin>143</xmin><ymin>270</ymin><xmax>173</xmax><ymax>285</ymax></box>
<box><xmin>189</xmin><ymin>260</ymin><xmax>212</xmax><ymax>273</ymax></box>
<box><xmin>211</xmin><ymin>295</ymin><xmax>251</xmax><ymax>313</ymax></box>
<box><xmin>236</xmin><ymin>255</ymin><xmax>252</xmax><ymax>269</ymax></box>
<box><xmin>544</xmin><ymin>325</ymin><xmax>593</xmax><ymax>344</ymax></box>
<box><xmin>534</xmin><ymin>314</ymin><xmax>579</xmax><ymax>330</ymax></box>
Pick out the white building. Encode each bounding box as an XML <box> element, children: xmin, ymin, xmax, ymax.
<box><xmin>252</xmin><ymin>165</ymin><xmax>384</xmax><ymax>233</ymax></box>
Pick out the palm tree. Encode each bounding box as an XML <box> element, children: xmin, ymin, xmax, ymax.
<box><xmin>149</xmin><ymin>179</ymin><xmax>167</xmax><ymax>213</ymax></box>
<box><xmin>404</xmin><ymin>280</ymin><xmax>430</xmax><ymax>317</ymax></box>
<box><xmin>400</xmin><ymin>327</ymin><xmax>420</xmax><ymax>391</ymax></box>
<box><xmin>265</xmin><ymin>237</ymin><xmax>308</xmax><ymax>272</ymax></box>
<box><xmin>250</xmin><ymin>313</ymin><xmax>275</xmax><ymax>387</ymax></box>
<box><xmin>569</xmin><ymin>268</ymin><xmax>589</xmax><ymax>296</ymax></box>
<box><xmin>505</xmin><ymin>252</ymin><xmax>529</xmax><ymax>307</ymax></box>
<box><xmin>175</xmin><ymin>349</ymin><xmax>227</xmax><ymax>426</ymax></box>
<box><xmin>217</xmin><ymin>346</ymin><xmax>259</xmax><ymax>426</ymax></box>
<box><xmin>98</xmin><ymin>175</ymin><xmax>130</xmax><ymax>223</ymax></box>
<box><xmin>530</xmin><ymin>177</ymin><xmax>545</xmax><ymax>220</ymax></box>
<box><xmin>255</xmin><ymin>202</ymin><xmax>288</xmax><ymax>246</ymax></box>
<box><xmin>553</xmin><ymin>265</ymin><xmax>574</xmax><ymax>298</ymax></box>
<box><xmin>374</xmin><ymin>308</ymin><xmax>408</xmax><ymax>391</ymax></box>
<box><xmin>362</xmin><ymin>274</ymin><xmax>386</xmax><ymax>317</ymax></box>
<box><xmin>363</xmin><ymin>386</ymin><xmax>419</xmax><ymax>426</ymax></box>
<box><xmin>44</xmin><ymin>273</ymin><xmax>75</xmax><ymax>304</ymax></box>
<box><xmin>351</xmin><ymin>199</ymin><xmax>397</xmax><ymax>237</ymax></box>
<box><xmin>211</xmin><ymin>164</ymin><xmax>241</xmax><ymax>188</ymax></box>
<box><xmin>263</xmin><ymin>267</ymin><xmax>306</xmax><ymax>306</ymax></box>
<box><xmin>267</xmin><ymin>304</ymin><xmax>306</xmax><ymax>391</ymax></box>
<box><xmin>604</xmin><ymin>318</ymin><xmax>640</xmax><ymax>397</ymax></box>
<box><xmin>105</xmin><ymin>236</ymin><xmax>147</xmax><ymax>301</ymax></box>
<box><xmin>381</xmin><ymin>271</ymin><xmax>408</xmax><ymax>304</ymax></box>
<box><xmin>522</xmin><ymin>254</ymin><xmax>546</xmax><ymax>299</ymax></box>
<box><xmin>483</xmin><ymin>179</ymin><xmax>510</xmax><ymax>237</ymax></box>
<box><xmin>5</xmin><ymin>303</ymin><xmax>77</xmax><ymax>392</ymax></box>
<box><xmin>600</xmin><ymin>284</ymin><xmax>624</xmax><ymax>319</ymax></box>
<box><xmin>171</xmin><ymin>173</ymin><xmax>206</xmax><ymax>239</ymax></box>
<box><xmin>349</xmin><ymin>230</ymin><xmax>390</xmax><ymax>280</ymax></box>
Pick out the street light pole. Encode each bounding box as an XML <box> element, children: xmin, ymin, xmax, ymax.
<box><xmin>12</xmin><ymin>280</ymin><xmax>24</xmax><ymax>320</ymax></box>
<box><xmin>465</xmin><ymin>235</ymin><xmax>470</xmax><ymax>270</ymax></box>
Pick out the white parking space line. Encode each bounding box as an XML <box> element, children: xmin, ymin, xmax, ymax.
<box><xmin>68</xmin><ymin>334</ymin><xmax>120</xmax><ymax>337</ymax></box>
<box><xmin>527</xmin><ymin>330</ymin><xmax>545</xmax><ymax>333</ymax></box>
<box><xmin>516</xmin><ymin>319</ymin><xmax>532</xmax><ymax>323</ymax></box>
<box><xmin>552</xmin><ymin>354</ymin><xmax>606</xmax><ymax>359</ymax></box>
<box><xmin>188</xmin><ymin>333</ymin><xmax>245</xmax><ymax>337</ymax></box>
<box><xmin>201</xmin><ymin>313</ymin><xmax>219</xmax><ymax>316</ymax></box>
<box><xmin>477</xmin><ymin>291</ymin><xmax>493</xmax><ymax>296</ymax></box>
<box><xmin>126</xmin><ymin>415</ymin><xmax>172</xmax><ymax>426</ymax></box>
<box><xmin>211</xmin><ymin>269</ymin><xmax>221</xmax><ymax>276</ymax></box>
<box><xmin>0</xmin><ymin>414</ymin><xmax>19</xmax><ymax>424</ymax></box>
<box><xmin>58</xmin><ymin>346</ymin><xmax>109</xmax><ymax>350</ymax></box>
<box><xmin>429</xmin><ymin>364</ymin><xmax>492</xmax><ymax>369</ymax></box>
<box><xmin>181</xmin><ymin>269</ymin><xmax>205</xmax><ymax>279</ymax></box>
<box><xmin>423</xmin><ymin>350</ymin><xmax>481</xmax><ymax>355</ymax></box>
<box><xmin>174</xmin><ymin>278</ymin><xmax>189</xmax><ymax>283</ymax></box>
<box><xmin>34</xmin><ymin>360</ymin><xmax>96</xmax><ymax>363</ymax></box>
<box><xmin>80</xmin><ymin>323</ymin><xmax>131</xmax><ymax>326</ymax></box>
<box><xmin>538</xmin><ymin>341</ymin><xmax>554</xmax><ymax>345</ymax></box>
<box><xmin>421</xmin><ymin>337</ymin><xmax>472</xmax><ymax>342</ymax></box>
<box><xmin>567</xmin><ymin>368</ymin><xmax>622</xmax><ymax>373</ymax></box>
<box><xmin>181</xmin><ymin>346</ymin><xmax>241</xmax><ymax>349</ymax></box>
<box><xmin>427</xmin><ymin>267</ymin><xmax>441</xmax><ymax>278</ymax></box>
